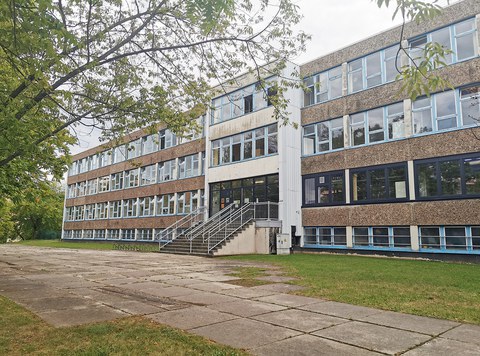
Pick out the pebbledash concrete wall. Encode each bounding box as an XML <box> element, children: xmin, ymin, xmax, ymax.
<box><xmin>300</xmin><ymin>0</ymin><xmax>480</xmax><ymax>234</ymax></box>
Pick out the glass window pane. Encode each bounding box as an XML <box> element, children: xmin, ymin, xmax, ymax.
<box><xmin>435</xmin><ymin>91</ymin><xmax>457</xmax><ymax>130</ymax></box>
<box><xmin>304</xmin><ymin>227</ymin><xmax>317</xmax><ymax>245</ymax></box>
<box><xmin>464</xmin><ymin>156</ymin><xmax>480</xmax><ymax>195</ymax></box>
<box><xmin>460</xmin><ymin>86</ymin><xmax>480</xmax><ymax>126</ymax></box>
<box><xmin>352</xmin><ymin>172</ymin><xmax>367</xmax><ymax>201</ymax></box>
<box><xmin>431</xmin><ymin>27</ymin><xmax>452</xmax><ymax>65</ymax></box>
<box><xmin>388</xmin><ymin>167</ymin><xmax>407</xmax><ymax>199</ymax></box>
<box><xmin>333</xmin><ymin>227</ymin><xmax>347</xmax><ymax>245</ymax></box>
<box><xmin>304</xmin><ymin>178</ymin><xmax>315</xmax><ymax>205</ymax></box>
<box><xmin>420</xmin><ymin>227</ymin><xmax>441</xmax><ymax>249</ymax></box>
<box><xmin>456</xmin><ymin>32</ymin><xmax>476</xmax><ymax>61</ymax></box>
<box><xmin>417</xmin><ymin>163</ymin><xmax>438</xmax><ymax>197</ymax></box>
<box><xmin>445</xmin><ymin>227</ymin><xmax>466</xmax><ymax>249</ymax></box>
<box><xmin>331</xmin><ymin>118</ymin><xmax>344</xmax><ymax>150</ymax></box>
<box><xmin>472</xmin><ymin>227</ymin><xmax>480</xmax><ymax>250</ymax></box>
<box><xmin>440</xmin><ymin>160</ymin><xmax>461</xmax><ymax>196</ymax></box>
<box><xmin>318</xmin><ymin>228</ymin><xmax>332</xmax><ymax>245</ymax></box>
<box><xmin>368</xmin><ymin>108</ymin><xmax>384</xmax><ymax>143</ymax></box>
<box><xmin>366</xmin><ymin>53</ymin><xmax>382</xmax><ymax>88</ymax></box>
<box><xmin>318</xmin><ymin>185</ymin><xmax>330</xmax><ymax>204</ymax></box>
<box><xmin>353</xmin><ymin>227</ymin><xmax>369</xmax><ymax>246</ymax></box>
<box><xmin>393</xmin><ymin>227</ymin><xmax>411</xmax><ymax>247</ymax></box>
<box><xmin>331</xmin><ymin>174</ymin><xmax>344</xmax><ymax>202</ymax></box>
<box><xmin>372</xmin><ymin>227</ymin><xmax>389</xmax><ymax>247</ymax></box>
<box><xmin>370</xmin><ymin>169</ymin><xmax>386</xmax><ymax>200</ymax></box>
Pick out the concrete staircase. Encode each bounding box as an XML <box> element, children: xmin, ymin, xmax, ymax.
<box><xmin>159</xmin><ymin>221</ymin><xmax>254</xmax><ymax>256</ymax></box>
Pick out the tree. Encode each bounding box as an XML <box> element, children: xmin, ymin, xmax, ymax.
<box><xmin>0</xmin><ymin>0</ymin><xmax>309</xmax><ymax>200</ymax></box>
<box><xmin>11</xmin><ymin>182</ymin><xmax>64</xmax><ymax>240</ymax></box>
<box><xmin>0</xmin><ymin>0</ymin><xmax>455</xmax><ymax>203</ymax></box>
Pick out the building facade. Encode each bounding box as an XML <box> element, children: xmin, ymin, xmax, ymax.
<box><xmin>63</xmin><ymin>0</ymin><xmax>480</xmax><ymax>257</ymax></box>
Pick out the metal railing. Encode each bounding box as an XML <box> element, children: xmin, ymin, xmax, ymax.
<box><xmin>157</xmin><ymin>206</ymin><xmax>207</xmax><ymax>250</ymax></box>
<box><xmin>200</xmin><ymin>202</ymin><xmax>279</xmax><ymax>253</ymax></box>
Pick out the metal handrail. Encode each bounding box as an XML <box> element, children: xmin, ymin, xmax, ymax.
<box><xmin>184</xmin><ymin>204</ymin><xmax>235</xmax><ymax>241</ymax></box>
<box><xmin>157</xmin><ymin>206</ymin><xmax>206</xmax><ymax>250</ymax></box>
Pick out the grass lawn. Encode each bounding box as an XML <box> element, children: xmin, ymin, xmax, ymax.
<box><xmin>224</xmin><ymin>254</ymin><xmax>480</xmax><ymax>325</ymax></box>
<box><xmin>0</xmin><ymin>296</ymin><xmax>244</xmax><ymax>356</ymax></box>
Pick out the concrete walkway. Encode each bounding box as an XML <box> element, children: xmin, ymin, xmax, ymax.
<box><xmin>1</xmin><ymin>245</ymin><xmax>479</xmax><ymax>355</ymax></box>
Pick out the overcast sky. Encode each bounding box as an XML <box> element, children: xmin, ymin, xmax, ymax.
<box><xmin>72</xmin><ymin>0</ymin><xmax>456</xmax><ymax>154</ymax></box>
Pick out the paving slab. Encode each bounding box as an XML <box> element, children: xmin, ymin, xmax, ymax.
<box><xmin>219</xmin><ymin>287</ymin><xmax>278</xmax><ymax>299</ymax></box>
<box><xmin>251</xmin><ymin>334</ymin><xmax>379</xmax><ymax>356</ymax></box>
<box><xmin>403</xmin><ymin>337</ymin><xmax>480</xmax><ymax>356</ymax></box>
<box><xmin>187</xmin><ymin>282</ymin><xmax>242</xmax><ymax>292</ymax></box>
<box><xmin>136</xmin><ymin>285</ymin><xmax>194</xmax><ymax>298</ymax></box>
<box><xmin>441</xmin><ymin>324</ymin><xmax>480</xmax><ymax>346</ymax></box>
<box><xmin>38</xmin><ymin>305</ymin><xmax>128</xmax><ymax>327</ymax></box>
<box><xmin>16</xmin><ymin>296</ymin><xmax>93</xmax><ymax>313</ymax></box>
<box><xmin>357</xmin><ymin>310</ymin><xmax>460</xmax><ymax>335</ymax></box>
<box><xmin>105</xmin><ymin>300</ymin><xmax>166</xmax><ymax>315</ymax></box>
<box><xmin>147</xmin><ymin>306</ymin><xmax>237</xmax><ymax>330</ymax></box>
<box><xmin>313</xmin><ymin>321</ymin><xmax>431</xmax><ymax>355</ymax></box>
<box><xmin>256</xmin><ymin>293</ymin><xmax>322</xmax><ymax>307</ymax></box>
<box><xmin>173</xmin><ymin>291</ymin><xmax>241</xmax><ymax>305</ymax></box>
<box><xmin>191</xmin><ymin>318</ymin><xmax>301</xmax><ymax>349</ymax></box>
<box><xmin>249</xmin><ymin>283</ymin><xmax>305</xmax><ymax>293</ymax></box>
<box><xmin>299</xmin><ymin>301</ymin><xmax>382</xmax><ymax>319</ymax></box>
<box><xmin>208</xmin><ymin>299</ymin><xmax>287</xmax><ymax>317</ymax></box>
<box><xmin>252</xmin><ymin>309</ymin><xmax>348</xmax><ymax>333</ymax></box>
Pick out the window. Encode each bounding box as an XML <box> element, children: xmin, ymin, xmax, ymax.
<box><xmin>138</xmin><ymin>229</ymin><xmax>153</xmax><ymax>241</ymax></box>
<box><xmin>303</xmin><ymin>66</ymin><xmax>342</xmax><ymax>106</ymax></box>
<box><xmin>123</xmin><ymin>199</ymin><xmax>138</xmax><ymax>218</ymax></box>
<box><xmin>111</xmin><ymin>172</ymin><xmax>124</xmax><ymax>191</ymax></box>
<box><xmin>67</xmin><ymin>184</ymin><xmax>76</xmax><ymax>198</ymax></box>
<box><xmin>96</xmin><ymin>202</ymin><xmax>108</xmax><ymax>219</ymax></box>
<box><xmin>303</xmin><ymin>117</ymin><xmax>344</xmax><ymax>155</ymax></box>
<box><xmin>76</xmin><ymin>181</ymin><xmax>85</xmax><ymax>197</ymax></box>
<box><xmin>142</xmin><ymin>134</ymin><xmax>158</xmax><ymax>155</ymax></box>
<box><xmin>107</xmin><ymin>229</ymin><xmax>120</xmax><ymax>240</ymax></box>
<box><xmin>86</xmin><ymin>179</ymin><xmax>97</xmax><ymax>195</ymax></box>
<box><xmin>139</xmin><ymin>196</ymin><xmax>155</xmax><ymax>216</ymax></box>
<box><xmin>351</xmin><ymin>163</ymin><xmax>408</xmax><ymax>203</ymax></box>
<box><xmin>68</xmin><ymin>162</ymin><xmax>77</xmax><ymax>176</ymax></box>
<box><xmin>65</xmin><ymin>207</ymin><xmax>74</xmax><ymax>221</ymax></box>
<box><xmin>303</xmin><ymin>171</ymin><xmax>345</xmax><ymax>206</ymax></box>
<box><xmin>98</xmin><ymin>150</ymin><xmax>111</xmax><ymax>168</ymax></box>
<box><xmin>419</xmin><ymin>226</ymin><xmax>479</xmax><ymax>251</ymax></box>
<box><xmin>348</xmin><ymin>45</ymin><xmax>400</xmax><ymax>94</ymax></box>
<box><xmin>125</xmin><ymin>169</ymin><xmax>139</xmax><ymax>188</ymax></box>
<box><xmin>353</xmin><ymin>226</ymin><xmax>411</xmax><ymax>249</ymax></box>
<box><xmin>89</xmin><ymin>154</ymin><xmax>98</xmax><ymax>170</ymax></box>
<box><xmin>211</xmin><ymin>124</ymin><xmax>278</xmax><ymax>167</ymax></box>
<box><xmin>127</xmin><ymin>139</ymin><xmax>142</xmax><ymax>159</ymax></box>
<box><xmin>460</xmin><ymin>86</ymin><xmax>480</xmax><ymax>126</ymax></box>
<box><xmin>122</xmin><ymin>229</ymin><xmax>136</xmax><ymax>240</ymax></box>
<box><xmin>109</xmin><ymin>200</ymin><xmax>122</xmax><ymax>219</ymax></box>
<box><xmin>409</xmin><ymin>18</ymin><xmax>478</xmax><ymax>66</ymax></box>
<box><xmin>416</xmin><ymin>153</ymin><xmax>480</xmax><ymax>199</ymax></box>
<box><xmin>98</xmin><ymin>176</ymin><xmax>110</xmax><ymax>192</ymax></box>
<box><xmin>178</xmin><ymin>154</ymin><xmax>199</xmax><ymax>179</ymax></box>
<box><xmin>74</xmin><ymin>205</ymin><xmax>84</xmax><ymax>221</ymax></box>
<box><xmin>63</xmin><ymin>230</ymin><xmax>72</xmax><ymax>239</ymax></box>
<box><xmin>159</xmin><ymin>129</ymin><xmax>176</xmax><ymax>149</ymax></box>
<box><xmin>350</xmin><ymin>103</ymin><xmax>405</xmax><ymax>147</ymax></box>
<box><xmin>140</xmin><ymin>164</ymin><xmax>156</xmax><ymax>185</ymax></box>
<box><xmin>113</xmin><ymin>145</ymin><xmax>126</xmax><ymax>163</ymax></box>
<box><xmin>304</xmin><ymin>227</ymin><xmax>347</xmax><ymax>246</ymax></box>
<box><xmin>158</xmin><ymin>160</ymin><xmax>175</xmax><ymax>182</ymax></box>
<box><xmin>157</xmin><ymin>194</ymin><xmax>175</xmax><ymax>215</ymax></box>
<box><xmin>94</xmin><ymin>229</ymin><xmax>106</xmax><ymax>239</ymax></box>
<box><xmin>83</xmin><ymin>230</ymin><xmax>94</xmax><ymax>239</ymax></box>
<box><xmin>72</xmin><ymin>230</ymin><xmax>82</xmax><ymax>239</ymax></box>
<box><xmin>85</xmin><ymin>204</ymin><xmax>95</xmax><ymax>220</ymax></box>
<box><xmin>211</xmin><ymin>82</ymin><xmax>269</xmax><ymax>124</ymax></box>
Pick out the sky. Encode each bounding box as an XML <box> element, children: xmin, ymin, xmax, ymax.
<box><xmin>71</xmin><ymin>0</ymin><xmax>456</xmax><ymax>154</ymax></box>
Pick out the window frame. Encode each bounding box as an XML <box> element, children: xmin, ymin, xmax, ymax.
<box><xmin>302</xmin><ymin>171</ymin><xmax>346</xmax><ymax>207</ymax></box>
<box><xmin>350</xmin><ymin>162</ymin><xmax>409</xmax><ymax>204</ymax></box>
